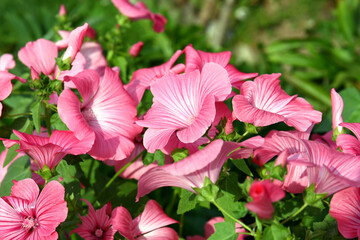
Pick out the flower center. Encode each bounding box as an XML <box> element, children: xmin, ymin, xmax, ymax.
<box><xmin>22</xmin><ymin>217</ymin><xmax>37</xmax><ymax>229</ymax></box>
<box><xmin>95</xmin><ymin>228</ymin><xmax>103</xmax><ymax>238</ymax></box>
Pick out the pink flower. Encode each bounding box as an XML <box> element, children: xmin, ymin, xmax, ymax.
<box><xmin>58</xmin><ymin>67</ymin><xmax>142</xmax><ymax>160</ymax></box>
<box><xmin>58</xmin><ymin>4</ymin><xmax>67</xmax><ymax>16</ymax></box>
<box><xmin>0</xmin><ymin>149</ymin><xmax>24</xmax><ymax>187</ymax></box>
<box><xmin>0</xmin><ymin>54</ymin><xmax>26</xmax><ymax>117</ymax></box>
<box><xmin>111</xmin><ymin>0</ymin><xmax>167</xmax><ymax>33</ymax></box>
<box><xmin>0</xmin><ymin>178</ymin><xmax>68</xmax><ymax>239</ymax></box>
<box><xmin>129</xmin><ymin>41</ymin><xmax>144</xmax><ymax>57</ymax></box>
<box><xmin>330</xmin><ymin>187</ymin><xmax>360</xmax><ymax>239</ymax></box>
<box><xmin>246</xmin><ymin>180</ymin><xmax>285</xmax><ymax>219</ymax></box>
<box><xmin>72</xmin><ymin>199</ymin><xmax>115</xmax><ymax>240</ymax></box>
<box><xmin>136</xmin><ymin>140</ymin><xmax>241</xmax><ymax>201</ymax></box>
<box><xmin>80</xmin><ymin>42</ymin><xmax>108</xmax><ymax>76</ymax></box>
<box><xmin>112</xmin><ymin>200</ymin><xmax>178</xmax><ymax>240</ymax></box>
<box><xmin>336</xmin><ymin>122</ymin><xmax>360</xmax><ymax>156</ymax></box>
<box><xmin>232</xmin><ymin>74</ymin><xmax>322</xmax><ymax>132</ymax></box>
<box><xmin>184</xmin><ymin>44</ymin><xmax>258</xmax><ymax>89</ymax></box>
<box><xmin>137</xmin><ymin>63</ymin><xmax>231</xmax><ymax>153</ymax></box>
<box><xmin>124</xmin><ymin>49</ymin><xmax>185</xmax><ymax>105</ymax></box>
<box><xmin>0</xmin><ymin>54</ymin><xmax>15</xmax><ymax>71</ymax></box>
<box><xmin>62</xmin><ymin>23</ymin><xmax>89</xmax><ymax>62</ymax></box>
<box><xmin>187</xmin><ymin>217</ymin><xmax>246</xmax><ymax>240</ymax></box>
<box><xmin>331</xmin><ymin>88</ymin><xmax>344</xmax><ymax>133</ymax></box>
<box><xmin>1</xmin><ymin>130</ymin><xmax>93</xmax><ymax>170</ymax></box>
<box><xmin>18</xmin><ymin>39</ymin><xmax>58</xmax><ymax>78</ymax></box>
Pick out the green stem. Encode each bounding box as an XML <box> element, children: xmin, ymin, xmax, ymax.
<box><xmin>236</xmin><ymin>130</ymin><xmax>249</xmax><ymax>143</ymax></box>
<box><xmin>179</xmin><ymin>213</ymin><xmax>185</xmax><ymax>238</ymax></box>
<box><xmin>43</xmin><ymin>101</ymin><xmax>52</xmax><ymax>136</ymax></box>
<box><xmin>95</xmin><ymin>149</ymin><xmax>146</xmax><ymax>201</ymax></box>
<box><xmin>6</xmin><ymin>112</ymin><xmax>32</xmax><ymax>118</ymax></box>
<box><xmin>281</xmin><ymin>203</ymin><xmax>308</xmax><ymax>224</ymax></box>
<box><xmin>211</xmin><ymin>200</ymin><xmax>256</xmax><ymax>236</ymax></box>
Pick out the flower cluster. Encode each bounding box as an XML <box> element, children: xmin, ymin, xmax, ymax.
<box><xmin>0</xmin><ymin>1</ymin><xmax>358</xmax><ymax>240</ymax></box>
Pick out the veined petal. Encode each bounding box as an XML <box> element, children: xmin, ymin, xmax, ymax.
<box><xmin>200</xmin><ymin>63</ymin><xmax>231</xmax><ymax>101</ymax></box>
<box><xmin>58</xmin><ymin>89</ymin><xmax>96</xmax><ymax>144</ymax></box>
<box><xmin>136</xmin><ymin>200</ymin><xmax>178</xmax><ymax>235</ymax></box>
<box><xmin>62</xmin><ymin>23</ymin><xmax>89</xmax><ymax>62</ymax></box>
<box><xmin>35</xmin><ymin>181</ymin><xmax>68</xmax><ymax>237</ymax></box>
<box><xmin>111</xmin><ymin>206</ymin><xmax>135</xmax><ymax>240</ymax></box>
<box><xmin>139</xmin><ymin>227</ymin><xmax>179</xmax><ymax>240</ymax></box>
<box><xmin>11</xmin><ymin>178</ymin><xmax>39</xmax><ymax>203</ymax></box>
<box><xmin>336</xmin><ymin>134</ymin><xmax>360</xmax><ymax>155</ymax></box>
<box><xmin>0</xmin><ymin>54</ymin><xmax>15</xmax><ymax>71</ymax></box>
<box><xmin>18</xmin><ymin>39</ymin><xmax>57</xmax><ymax>76</ymax></box>
<box><xmin>331</xmin><ymin>88</ymin><xmax>344</xmax><ymax>132</ymax></box>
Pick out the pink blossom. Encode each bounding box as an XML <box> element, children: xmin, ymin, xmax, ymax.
<box><xmin>62</xmin><ymin>23</ymin><xmax>89</xmax><ymax>62</ymax></box>
<box><xmin>246</xmin><ymin>179</ymin><xmax>285</xmax><ymax>219</ymax></box>
<box><xmin>1</xmin><ymin>130</ymin><xmax>93</xmax><ymax>170</ymax></box>
<box><xmin>184</xmin><ymin>44</ymin><xmax>258</xmax><ymax>89</ymax></box>
<box><xmin>330</xmin><ymin>187</ymin><xmax>360</xmax><ymax>239</ymax></box>
<box><xmin>124</xmin><ymin>49</ymin><xmax>185</xmax><ymax>105</ymax></box>
<box><xmin>232</xmin><ymin>74</ymin><xmax>322</xmax><ymax>132</ymax></box>
<box><xmin>18</xmin><ymin>39</ymin><xmax>58</xmax><ymax>77</ymax></box>
<box><xmin>0</xmin><ymin>53</ymin><xmax>15</xmax><ymax>71</ymax></box>
<box><xmin>111</xmin><ymin>200</ymin><xmax>178</xmax><ymax>240</ymax></box>
<box><xmin>187</xmin><ymin>217</ymin><xmax>246</xmax><ymax>240</ymax></box>
<box><xmin>331</xmin><ymin>88</ymin><xmax>344</xmax><ymax>133</ymax></box>
<box><xmin>58</xmin><ymin>4</ymin><xmax>67</xmax><ymax>16</ymax></box>
<box><xmin>336</xmin><ymin>122</ymin><xmax>360</xmax><ymax>155</ymax></box>
<box><xmin>280</xmin><ymin>132</ymin><xmax>360</xmax><ymax>195</ymax></box>
<box><xmin>111</xmin><ymin>0</ymin><xmax>167</xmax><ymax>33</ymax></box>
<box><xmin>137</xmin><ymin>63</ymin><xmax>231</xmax><ymax>153</ymax></box>
<box><xmin>136</xmin><ymin>140</ymin><xmax>241</xmax><ymax>201</ymax></box>
<box><xmin>129</xmin><ymin>41</ymin><xmax>144</xmax><ymax>57</ymax></box>
<box><xmin>0</xmin><ymin>54</ymin><xmax>26</xmax><ymax>117</ymax></box>
<box><xmin>58</xmin><ymin>67</ymin><xmax>142</xmax><ymax>160</ymax></box>
<box><xmin>0</xmin><ymin>178</ymin><xmax>68</xmax><ymax>239</ymax></box>
<box><xmin>72</xmin><ymin>199</ymin><xmax>115</xmax><ymax>240</ymax></box>
<box><xmin>79</xmin><ymin>42</ymin><xmax>107</xmax><ymax>76</ymax></box>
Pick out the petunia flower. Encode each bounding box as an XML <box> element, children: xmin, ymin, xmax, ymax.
<box><xmin>1</xmin><ymin>130</ymin><xmax>93</xmax><ymax>170</ymax></box>
<box><xmin>124</xmin><ymin>49</ymin><xmax>185</xmax><ymax>105</ymax></box>
<box><xmin>0</xmin><ymin>178</ymin><xmax>68</xmax><ymax>239</ymax></box>
<box><xmin>72</xmin><ymin>199</ymin><xmax>115</xmax><ymax>240</ymax></box>
<box><xmin>111</xmin><ymin>0</ymin><xmax>167</xmax><ymax>33</ymax></box>
<box><xmin>58</xmin><ymin>67</ymin><xmax>142</xmax><ymax>160</ymax></box>
<box><xmin>111</xmin><ymin>200</ymin><xmax>178</xmax><ymax>240</ymax></box>
<box><xmin>246</xmin><ymin>179</ymin><xmax>285</xmax><ymax>219</ymax></box>
<box><xmin>232</xmin><ymin>73</ymin><xmax>322</xmax><ymax>132</ymax></box>
<box><xmin>330</xmin><ymin>187</ymin><xmax>360</xmax><ymax>239</ymax></box>
<box><xmin>136</xmin><ymin>139</ymin><xmax>241</xmax><ymax>201</ymax></box>
<box><xmin>184</xmin><ymin>44</ymin><xmax>258</xmax><ymax>89</ymax></box>
<box><xmin>137</xmin><ymin>62</ymin><xmax>231</xmax><ymax>153</ymax></box>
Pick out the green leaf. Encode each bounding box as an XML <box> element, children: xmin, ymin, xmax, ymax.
<box><xmin>56</xmin><ymin>160</ymin><xmax>76</xmax><ymax>183</ymax></box>
<box><xmin>232</xmin><ymin>159</ymin><xmax>253</xmax><ymax>177</ymax></box>
<box><xmin>113</xmin><ymin>56</ymin><xmax>128</xmax><ymax>83</ymax></box>
<box><xmin>51</xmin><ymin>113</ymin><xmax>68</xmax><ymax>130</ymax></box>
<box><xmin>337</xmin><ymin>0</ymin><xmax>354</xmax><ymax>45</ymax></box>
<box><xmin>199</xmin><ymin>177</ymin><xmax>219</xmax><ymax>202</ymax></box>
<box><xmin>4</xmin><ymin>144</ymin><xmax>19</xmax><ymax>167</ymax></box>
<box><xmin>0</xmin><ymin>156</ymin><xmax>31</xmax><ymax>196</ymax></box>
<box><xmin>268</xmin><ymin>53</ymin><xmax>324</xmax><ymax>68</ymax></box>
<box><xmin>142</xmin><ymin>151</ymin><xmax>155</xmax><ymax>165</ymax></box>
<box><xmin>208</xmin><ymin>222</ymin><xmax>238</xmax><ymax>240</ymax></box>
<box><xmin>263</xmin><ymin>224</ymin><xmax>290</xmax><ymax>240</ymax></box>
<box><xmin>171</xmin><ymin>148</ymin><xmax>189</xmax><ymax>162</ymax></box>
<box><xmin>154</xmin><ymin>149</ymin><xmax>165</xmax><ymax>166</ymax></box>
<box><xmin>340</xmin><ymin>87</ymin><xmax>360</xmax><ymax>122</ymax></box>
<box><xmin>177</xmin><ymin>189</ymin><xmax>197</xmax><ymax>214</ymax></box>
<box><xmin>31</xmin><ymin>100</ymin><xmax>42</xmax><ymax>134</ymax></box>
<box><xmin>216</xmin><ymin>190</ymin><xmax>248</xmax><ymax>220</ymax></box>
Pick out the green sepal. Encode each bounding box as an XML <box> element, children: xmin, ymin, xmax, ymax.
<box><xmin>303</xmin><ymin>184</ymin><xmax>327</xmax><ymax>206</ymax></box>
<box><xmin>245</xmin><ymin>122</ymin><xmax>259</xmax><ymax>134</ymax></box>
<box><xmin>171</xmin><ymin>148</ymin><xmax>189</xmax><ymax>162</ymax></box>
<box><xmin>154</xmin><ymin>149</ymin><xmax>165</xmax><ymax>166</ymax></box>
<box><xmin>55</xmin><ymin>57</ymin><xmax>71</xmax><ymax>71</ymax></box>
<box><xmin>37</xmin><ymin>164</ymin><xmax>54</xmax><ymax>181</ymax></box>
<box><xmin>195</xmin><ymin>177</ymin><xmax>219</xmax><ymax>202</ymax></box>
